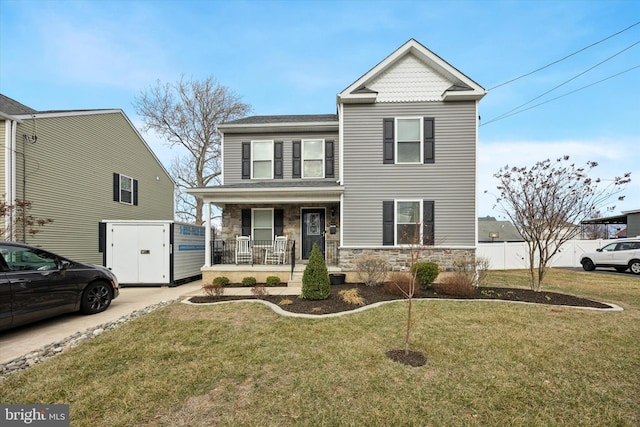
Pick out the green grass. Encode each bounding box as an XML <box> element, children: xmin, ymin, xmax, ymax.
<box><xmin>1</xmin><ymin>269</ymin><xmax>639</xmax><ymax>426</ymax></box>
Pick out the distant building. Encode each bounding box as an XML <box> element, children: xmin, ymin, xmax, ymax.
<box><xmin>581</xmin><ymin>209</ymin><xmax>640</xmax><ymax>239</ymax></box>
<box><xmin>478</xmin><ymin>216</ymin><xmax>523</xmax><ymax>243</ymax></box>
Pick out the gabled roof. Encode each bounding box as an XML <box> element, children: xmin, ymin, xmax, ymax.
<box><xmin>0</xmin><ymin>94</ymin><xmax>37</xmax><ymax>116</ymax></box>
<box><xmin>338</xmin><ymin>39</ymin><xmax>486</xmax><ymax>104</ymax></box>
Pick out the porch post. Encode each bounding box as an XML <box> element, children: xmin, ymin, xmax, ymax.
<box><xmin>204</xmin><ymin>201</ymin><xmax>211</xmax><ymax>267</ymax></box>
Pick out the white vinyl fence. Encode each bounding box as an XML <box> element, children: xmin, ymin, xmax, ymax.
<box><xmin>477</xmin><ymin>239</ymin><xmax>613</xmax><ymax>270</ymax></box>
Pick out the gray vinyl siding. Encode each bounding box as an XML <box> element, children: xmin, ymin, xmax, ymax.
<box><xmin>342</xmin><ymin>101</ymin><xmax>477</xmax><ymax>247</ymax></box>
<box><xmin>14</xmin><ymin>112</ymin><xmax>174</xmax><ymax>264</ymax></box>
<box><xmin>628</xmin><ymin>213</ymin><xmax>640</xmax><ymax>237</ymax></box>
<box><xmin>223</xmin><ymin>132</ymin><xmax>340</xmax><ymax>184</ymax></box>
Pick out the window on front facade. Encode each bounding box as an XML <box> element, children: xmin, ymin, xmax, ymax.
<box><xmin>396</xmin><ymin>118</ymin><xmax>422</xmax><ymax>163</ymax></box>
<box><xmin>252</xmin><ymin>209</ymin><xmax>273</xmax><ymax>242</ymax></box>
<box><xmin>396</xmin><ymin>201</ymin><xmax>421</xmax><ymax>244</ymax></box>
<box><xmin>302</xmin><ymin>139</ymin><xmax>324</xmax><ymax>178</ymax></box>
<box><xmin>120</xmin><ymin>175</ymin><xmax>133</xmax><ymax>205</ymax></box>
<box><xmin>252</xmin><ymin>141</ymin><xmax>273</xmax><ymax>179</ymax></box>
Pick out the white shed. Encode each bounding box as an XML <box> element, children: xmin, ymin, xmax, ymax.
<box><xmin>100</xmin><ymin>220</ymin><xmax>204</xmax><ymax>286</ymax></box>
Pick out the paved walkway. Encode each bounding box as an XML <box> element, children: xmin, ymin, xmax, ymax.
<box><xmin>0</xmin><ymin>280</ymin><xmax>301</xmax><ymax>364</ymax></box>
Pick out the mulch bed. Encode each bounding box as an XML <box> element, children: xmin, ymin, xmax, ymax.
<box><xmin>189</xmin><ymin>283</ymin><xmax>611</xmax><ymax>315</ymax></box>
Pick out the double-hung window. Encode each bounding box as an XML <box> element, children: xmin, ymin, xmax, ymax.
<box><xmin>302</xmin><ymin>139</ymin><xmax>324</xmax><ymax>178</ymax></box>
<box><xmin>252</xmin><ymin>209</ymin><xmax>273</xmax><ymax>242</ymax></box>
<box><xmin>113</xmin><ymin>172</ymin><xmax>138</xmax><ymax>205</ymax></box>
<box><xmin>396</xmin><ymin>200</ymin><xmax>421</xmax><ymax>244</ymax></box>
<box><xmin>396</xmin><ymin>118</ymin><xmax>422</xmax><ymax>163</ymax></box>
<box><xmin>252</xmin><ymin>140</ymin><xmax>273</xmax><ymax>179</ymax></box>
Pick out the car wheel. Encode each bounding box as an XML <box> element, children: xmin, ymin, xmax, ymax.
<box><xmin>581</xmin><ymin>258</ymin><xmax>595</xmax><ymax>271</ymax></box>
<box><xmin>630</xmin><ymin>260</ymin><xmax>640</xmax><ymax>275</ymax></box>
<box><xmin>614</xmin><ymin>266</ymin><xmax>628</xmax><ymax>273</ymax></box>
<box><xmin>81</xmin><ymin>282</ymin><xmax>113</xmax><ymax>314</ymax></box>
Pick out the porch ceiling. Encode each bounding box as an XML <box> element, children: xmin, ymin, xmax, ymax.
<box><xmin>187</xmin><ymin>184</ymin><xmax>344</xmax><ymax>205</ymax></box>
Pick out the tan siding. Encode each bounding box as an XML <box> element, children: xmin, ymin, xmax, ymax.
<box><xmin>14</xmin><ymin>112</ymin><xmax>174</xmax><ymax>263</ymax></box>
<box><xmin>342</xmin><ymin>101</ymin><xmax>477</xmax><ymax>247</ymax></box>
<box><xmin>223</xmin><ymin>131</ymin><xmax>340</xmax><ymax>184</ymax></box>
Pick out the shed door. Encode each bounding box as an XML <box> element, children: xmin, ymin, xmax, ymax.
<box><xmin>109</xmin><ymin>224</ymin><xmax>168</xmax><ymax>284</ymax></box>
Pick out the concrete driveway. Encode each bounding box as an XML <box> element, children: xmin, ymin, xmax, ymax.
<box><xmin>0</xmin><ymin>280</ymin><xmax>205</xmax><ymax>365</ymax></box>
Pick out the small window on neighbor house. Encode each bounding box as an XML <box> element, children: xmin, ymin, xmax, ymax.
<box><xmin>252</xmin><ymin>209</ymin><xmax>273</xmax><ymax>242</ymax></box>
<box><xmin>396</xmin><ymin>201</ymin><xmax>421</xmax><ymax>244</ymax></box>
<box><xmin>252</xmin><ymin>141</ymin><xmax>273</xmax><ymax>179</ymax></box>
<box><xmin>120</xmin><ymin>175</ymin><xmax>133</xmax><ymax>205</ymax></box>
<box><xmin>396</xmin><ymin>118</ymin><xmax>422</xmax><ymax>163</ymax></box>
<box><xmin>302</xmin><ymin>139</ymin><xmax>324</xmax><ymax>178</ymax></box>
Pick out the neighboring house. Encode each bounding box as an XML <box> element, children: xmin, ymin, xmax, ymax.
<box><xmin>581</xmin><ymin>208</ymin><xmax>640</xmax><ymax>239</ymax></box>
<box><xmin>187</xmin><ymin>39</ymin><xmax>486</xmax><ymax>281</ymax></box>
<box><xmin>0</xmin><ymin>94</ymin><xmax>174</xmax><ymax>264</ymax></box>
<box><xmin>477</xmin><ymin>217</ymin><xmax>523</xmax><ymax>243</ymax></box>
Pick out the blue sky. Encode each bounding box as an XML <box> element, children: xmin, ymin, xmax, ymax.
<box><xmin>1</xmin><ymin>0</ymin><xmax>638</xmax><ymax>219</ymax></box>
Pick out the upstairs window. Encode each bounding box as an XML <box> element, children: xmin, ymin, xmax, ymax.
<box><xmin>302</xmin><ymin>139</ymin><xmax>324</xmax><ymax>178</ymax></box>
<box><xmin>113</xmin><ymin>173</ymin><xmax>138</xmax><ymax>205</ymax></box>
<box><xmin>252</xmin><ymin>140</ymin><xmax>273</xmax><ymax>179</ymax></box>
<box><xmin>396</xmin><ymin>118</ymin><xmax>422</xmax><ymax>163</ymax></box>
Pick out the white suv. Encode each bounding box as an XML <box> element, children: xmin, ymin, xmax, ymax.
<box><xmin>580</xmin><ymin>239</ymin><xmax>640</xmax><ymax>275</ymax></box>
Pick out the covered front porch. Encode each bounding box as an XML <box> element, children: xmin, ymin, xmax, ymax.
<box><xmin>187</xmin><ymin>181</ymin><xmax>345</xmax><ymax>283</ymax></box>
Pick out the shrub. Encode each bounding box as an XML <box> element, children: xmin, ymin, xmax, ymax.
<box><xmin>251</xmin><ymin>284</ymin><xmax>268</xmax><ymax>299</ymax></box>
<box><xmin>383</xmin><ymin>272</ymin><xmax>415</xmax><ymax>296</ymax></box>
<box><xmin>355</xmin><ymin>254</ymin><xmax>389</xmax><ymax>286</ymax></box>
<box><xmin>212</xmin><ymin>276</ymin><xmax>230</xmax><ymax>287</ymax></box>
<box><xmin>435</xmin><ymin>274</ymin><xmax>475</xmax><ymax>297</ymax></box>
<box><xmin>476</xmin><ymin>256</ymin><xmax>491</xmax><ymax>287</ymax></box>
<box><xmin>202</xmin><ymin>283</ymin><xmax>224</xmax><ymax>298</ymax></box>
<box><xmin>278</xmin><ymin>298</ymin><xmax>294</xmax><ymax>306</ymax></box>
<box><xmin>411</xmin><ymin>262</ymin><xmax>439</xmax><ymax>289</ymax></box>
<box><xmin>242</xmin><ymin>277</ymin><xmax>257</xmax><ymax>287</ymax></box>
<box><xmin>302</xmin><ymin>243</ymin><xmax>331</xmax><ymax>300</ymax></box>
<box><xmin>338</xmin><ymin>288</ymin><xmax>366</xmax><ymax>306</ymax></box>
<box><xmin>266</xmin><ymin>276</ymin><xmax>281</xmax><ymax>287</ymax></box>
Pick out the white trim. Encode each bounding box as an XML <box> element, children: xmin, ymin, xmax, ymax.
<box><xmin>338</xmin><ymin>103</ymin><xmax>344</xmax><ymax>185</ymax></box>
<box><xmin>250</xmin><ymin>140</ymin><xmax>274</xmax><ymax>180</ymax></box>
<box><xmin>301</xmin><ymin>138</ymin><xmax>325</xmax><ymax>179</ymax></box>
<box><xmin>394</xmin><ymin>117</ymin><xmax>423</xmax><ymax>164</ymax></box>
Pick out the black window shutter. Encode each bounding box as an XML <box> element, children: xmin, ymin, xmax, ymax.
<box><xmin>113</xmin><ymin>173</ymin><xmax>120</xmax><ymax>202</ymax></box>
<box><xmin>241</xmin><ymin>209</ymin><xmax>251</xmax><ymax>236</ymax></box>
<box><xmin>241</xmin><ymin>142</ymin><xmax>251</xmax><ymax>179</ymax></box>
<box><xmin>292</xmin><ymin>140</ymin><xmax>301</xmax><ymax>178</ymax></box>
<box><xmin>383</xmin><ymin>200</ymin><xmax>394</xmax><ymax>246</ymax></box>
<box><xmin>383</xmin><ymin>118</ymin><xmax>394</xmax><ymax>164</ymax></box>
<box><xmin>423</xmin><ymin>200</ymin><xmax>434</xmax><ymax>245</ymax></box>
<box><xmin>274</xmin><ymin>209</ymin><xmax>284</xmax><ymax>236</ymax></box>
<box><xmin>325</xmin><ymin>140</ymin><xmax>334</xmax><ymax>178</ymax></box>
<box><xmin>424</xmin><ymin>117</ymin><xmax>435</xmax><ymax>164</ymax></box>
<box><xmin>98</xmin><ymin>222</ymin><xmax>106</xmax><ymax>253</ymax></box>
<box><xmin>133</xmin><ymin>179</ymin><xmax>138</xmax><ymax>206</ymax></box>
<box><xmin>274</xmin><ymin>141</ymin><xmax>283</xmax><ymax>179</ymax></box>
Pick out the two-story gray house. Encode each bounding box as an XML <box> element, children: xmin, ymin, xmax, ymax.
<box><xmin>188</xmin><ymin>39</ymin><xmax>486</xmax><ymax>283</ymax></box>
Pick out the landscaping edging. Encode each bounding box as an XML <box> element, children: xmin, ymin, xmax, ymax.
<box><xmin>0</xmin><ymin>299</ymin><xmax>177</xmax><ymax>381</ymax></box>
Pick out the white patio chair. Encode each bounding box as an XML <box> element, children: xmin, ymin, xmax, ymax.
<box><xmin>264</xmin><ymin>235</ymin><xmax>288</xmax><ymax>264</ymax></box>
<box><xmin>235</xmin><ymin>235</ymin><xmax>252</xmax><ymax>264</ymax></box>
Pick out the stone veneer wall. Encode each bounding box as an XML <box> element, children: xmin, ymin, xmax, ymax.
<box><xmin>339</xmin><ymin>247</ymin><xmax>476</xmax><ymax>273</ymax></box>
<box><xmin>220</xmin><ymin>203</ymin><xmax>341</xmax><ymax>261</ymax></box>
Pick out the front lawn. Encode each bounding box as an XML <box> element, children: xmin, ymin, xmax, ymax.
<box><xmin>1</xmin><ymin>269</ymin><xmax>639</xmax><ymax>426</ymax></box>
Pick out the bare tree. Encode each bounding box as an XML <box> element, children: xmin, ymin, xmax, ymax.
<box><xmin>134</xmin><ymin>76</ymin><xmax>251</xmax><ymax>224</ymax></box>
<box><xmin>0</xmin><ymin>199</ymin><xmax>53</xmax><ymax>242</ymax></box>
<box><xmin>491</xmin><ymin>156</ymin><xmax>630</xmax><ymax>291</ymax></box>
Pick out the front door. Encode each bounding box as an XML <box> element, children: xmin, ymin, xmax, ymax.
<box><xmin>302</xmin><ymin>208</ymin><xmax>325</xmax><ymax>259</ymax></box>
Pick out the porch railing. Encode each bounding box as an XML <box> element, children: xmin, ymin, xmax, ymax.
<box><xmin>210</xmin><ymin>239</ymin><xmax>339</xmax><ymax>266</ymax></box>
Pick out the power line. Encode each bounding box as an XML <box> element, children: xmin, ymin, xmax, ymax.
<box><xmin>483</xmin><ymin>40</ymin><xmax>640</xmax><ymax>125</ymax></box>
<box><xmin>488</xmin><ymin>20</ymin><xmax>640</xmax><ymax>91</ymax></box>
<box><xmin>480</xmin><ymin>64</ymin><xmax>640</xmax><ymax>126</ymax></box>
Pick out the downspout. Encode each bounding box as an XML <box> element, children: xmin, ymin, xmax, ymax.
<box><xmin>204</xmin><ymin>201</ymin><xmax>211</xmax><ymax>267</ymax></box>
<box><xmin>337</xmin><ymin>102</ymin><xmax>344</xmax><ymax>250</ymax></box>
<box><xmin>6</xmin><ymin>120</ymin><xmax>18</xmax><ymax>240</ymax></box>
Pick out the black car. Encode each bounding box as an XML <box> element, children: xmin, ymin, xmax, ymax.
<box><xmin>0</xmin><ymin>241</ymin><xmax>120</xmax><ymax>331</ymax></box>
